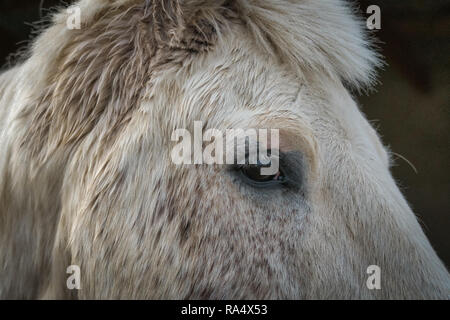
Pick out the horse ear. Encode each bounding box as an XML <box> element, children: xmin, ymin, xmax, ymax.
<box><xmin>148</xmin><ymin>0</ymin><xmax>231</xmax><ymax>51</ymax></box>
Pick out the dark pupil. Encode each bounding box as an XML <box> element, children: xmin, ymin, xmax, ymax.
<box><xmin>241</xmin><ymin>165</ymin><xmax>278</xmax><ymax>182</ymax></box>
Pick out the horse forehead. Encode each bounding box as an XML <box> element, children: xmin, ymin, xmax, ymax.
<box><xmin>150</xmin><ymin>37</ymin><xmax>377</xmax><ymax>156</ymax></box>
<box><xmin>186</xmin><ymin>45</ymin><xmax>302</xmax><ymax>108</ymax></box>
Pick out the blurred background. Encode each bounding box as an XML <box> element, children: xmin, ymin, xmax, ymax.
<box><xmin>0</xmin><ymin>1</ymin><xmax>449</xmax><ymax>267</ymax></box>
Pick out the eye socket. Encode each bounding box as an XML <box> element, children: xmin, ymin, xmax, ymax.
<box><xmin>237</xmin><ymin>163</ymin><xmax>286</xmax><ymax>188</ymax></box>
<box><xmin>231</xmin><ymin>149</ymin><xmax>303</xmax><ymax>191</ymax></box>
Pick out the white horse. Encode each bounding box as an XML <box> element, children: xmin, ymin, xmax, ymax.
<box><xmin>0</xmin><ymin>0</ymin><xmax>449</xmax><ymax>299</ymax></box>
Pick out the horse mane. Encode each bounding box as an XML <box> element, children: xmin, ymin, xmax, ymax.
<box><xmin>139</xmin><ymin>0</ymin><xmax>382</xmax><ymax>89</ymax></box>
<box><xmin>231</xmin><ymin>0</ymin><xmax>381</xmax><ymax>90</ymax></box>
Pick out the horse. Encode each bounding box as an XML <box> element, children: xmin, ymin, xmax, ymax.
<box><xmin>0</xmin><ymin>0</ymin><xmax>448</xmax><ymax>299</ymax></box>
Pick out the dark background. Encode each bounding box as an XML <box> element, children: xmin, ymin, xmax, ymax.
<box><xmin>0</xmin><ymin>1</ymin><xmax>449</xmax><ymax>267</ymax></box>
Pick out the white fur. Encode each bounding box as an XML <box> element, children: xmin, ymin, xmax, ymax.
<box><xmin>0</xmin><ymin>0</ymin><xmax>448</xmax><ymax>299</ymax></box>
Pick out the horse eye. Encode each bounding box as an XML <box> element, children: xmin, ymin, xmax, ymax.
<box><xmin>238</xmin><ymin>164</ymin><xmax>286</xmax><ymax>187</ymax></box>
